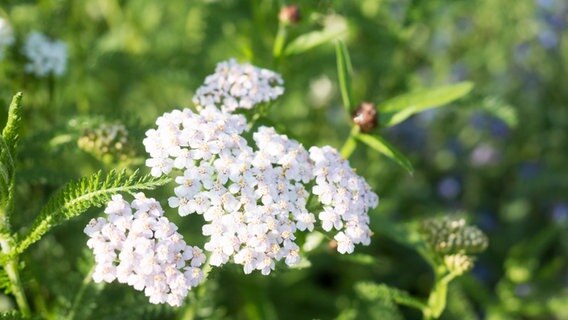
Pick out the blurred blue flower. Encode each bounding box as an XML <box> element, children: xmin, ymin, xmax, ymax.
<box><xmin>451</xmin><ymin>62</ymin><xmax>469</xmax><ymax>82</ymax></box>
<box><xmin>515</xmin><ymin>283</ymin><xmax>533</xmax><ymax>298</ymax></box>
<box><xmin>387</xmin><ymin>117</ymin><xmax>428</xmax><ymax>153</ymax></box>
<box><xmin>538</xmin><ymin>28</ymin><xmax>558</xmax><ymax>49</ymax></box>
<box><xmin>518</xmin><ymin>162</ymin><xmax>542</xmax><ymax>180</ymax></box>
<box><xmin>471</xmin><ymin>144</ymin><xmax>501</xmax><ymax>167</ymax></box>
<box><xmin>551</xmin><ymin>202</ymin><xmax>568</xmax><ymax>224</ymax></box>
<box><xmin>477</xmin><ymin>210</ymin><xmax>498</xmax><ymax>231</ymax></box>
<box><xmin>536</xmin><ymin>0</ymin><xmax>555</xmax><ymax>10</ymax></box>
<box><xmin>437</xmin><ymin>177</ymin><xmax>461</xmax><ymax>200</ymax></box>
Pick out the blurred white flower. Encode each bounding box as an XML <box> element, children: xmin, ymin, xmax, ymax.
<box><xmin>22</xmin><ymin>31</ymin><xmax>67</xmax><ymax>77</ymax></box>
<box><xmin>84</xmin><ymin>193</ymin><xmax>205</xmax><ymax>307</ymax></box>
<box><xmin>0</xmin><ymin>17</ymin><xmax>14</xmax><ymax>60</ymax></box>
<box><xmin>192</xmin><ymin>58</ymin><xmax>284</xmax><ymax>113</ymax></box>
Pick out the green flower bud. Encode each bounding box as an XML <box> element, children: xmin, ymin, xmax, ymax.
<box><xmin>78</xmin><ymin>123</ymin><xmax>133</xmax><ymax>161</ymax></box>
<box><xmin>444</xmin><ymin>254</ymin><xmax>474</xmax><ymax>276</ymax></box>
<box><xmin>419</xmin><ymin>216</ymin><xmax>488</xmax><ymax>255</ymax></box>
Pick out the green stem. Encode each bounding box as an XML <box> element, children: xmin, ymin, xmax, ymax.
<box><xmin>66</xmin><ymin>265</ymin><xmax>96</xmax><ymax>320</ymax></box>
<box><xmin>0</xmin><ymin>238</ymin><xmax>31</xmax><ymax>318</ymax></box>
<box><xmin>423</xmin><ymin>268</ymin><xmax>457</xmax><ymax>319</ymax></box>
<box><xmin>272</xmin><ymin>23</ymin><xmax>287</xmax><ymax>60</ymax></box>
<box><xmin>339</xmin><ymin>126</ymin><xmax>360</xmax><ymax>159</ymax></box>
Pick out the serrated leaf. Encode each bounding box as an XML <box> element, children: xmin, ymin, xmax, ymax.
<box><xmin>284</xmin><ymin>25</ymin><xmax>347</xmax><ymax>56</ymax></box>
<box><xmin>355</xmin><ymin>133</ymin><xmax>413</xmax><ymax>174</ymax></box>
<box><xmin>2</xmin><ymin>93</ymin><xmax>23</xmax><ymax>155</ymax></box>
<box><xmin>379</xmin><ymin>82</ymin><xmax>473</xmax><ymax>127</ymax></box>
<box><xmin>14</xmin><ymin>170</ymin><xmax>170</xmax><ymax>256</ymax></box>
<box><xmin>0</xmin><ymin>136</ymin><xmax>15</xmax><ymax>208</ymax></box>
<box><xmin>0</xmin><ymin>311</ymin><xmax>22</xmax><ymax>320</ymax></box>
<box><xmin>355</xmin><ymin>282</ymin><xmax>426</xmax><ymax>311</ymax></box>
<box><xmin>336</xmin><ymin>41</ymin><xmax>354</xmax><ymax>113</ymax></box>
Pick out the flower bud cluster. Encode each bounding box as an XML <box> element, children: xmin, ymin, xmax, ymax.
<box><xmin>0</xmin><ymin>18</ymin><xmax>14</xmax><ymax>60</ymax></box>
<box><xmin>84</xmin><ymin>194</ymin><xmax>205</xmax><ymax>307</ymax></box>
<box><xmin>78</xmin><ymin>123</ymin><xmax>133</xmax><ymax>161</ymax></box>
<box><xmin>22</xmin><ymin>31</ymin><xmax>67</xmax><ymax>77</ymax></box>
<box><xmin>443</xmin><ymin>254</ymin><xmax>474</xmax><ymax>275</ymax></box>
<box><xmin>310</xmin><ymin>146</ymin><xmax>378</xmax><ymax>253</ymax></box>
<box><xmin>420</xmin><ymin>217</ymin><xmax>488</xmax><ymax>255</ymax></box>
<box><xmin>192</xmin><ymin>59</ymin><xmax>284</xmax><ymax>113</ymax></box>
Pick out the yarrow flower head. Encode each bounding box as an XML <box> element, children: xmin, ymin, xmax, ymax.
<box><xmin>309</xmin><ymin>146</ymin><xmax>379</xmax><ymax>254</ymax></box>
<box><xmin>192</xmin><ymin>58</ymin><xmax>284</xmax><ymax>113</ymax></box>
<box><xmin>144</xmin><ymin>106</ymin><xmax>314</xmax><ymax>275</ymax></box>
<box><xmin>22</xmin><ymin>31</ymin><xmax>67</xmax><ymax>77</ymax></box>
<box><xmin>143</xmin><ymin>103</ymin><xmax>380</xmax><ymax>275</ymax></box>
<box><xmin>0</xmin><ymin>17</ymin><xmax>14</xmax><ymax>60</ymax></box>
<box><xmin>84</xmin><ymin>193</ymin><xmax>205</xmax><ymax>307</ymax></box>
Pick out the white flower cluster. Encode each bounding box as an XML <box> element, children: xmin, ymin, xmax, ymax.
<box><xmin>0</xmin><ymin>18</ymin><xmax>14</xmax><ymax>60</ymax></box>
<box><xmin>144</xmin><ymin>107</ymin><xmax>317</xmax><ymax>275</ymax></box>
<box><xmin>310</xmin><ymin>146</ymin><xmax>379</xmax><ymax>254</ymax></box>
<box><xmin>22</xmin><ymin>31</ymin><xmax>67</xmax><ymax>77</ymax></box>
<box><xmin>192</xmin><ymin>58</ymin><xmax>284</xmax><ymax>113</ymax></box>
<box><xmin>84</xmin><ymin>194</ymin><xmax>205</xmax><ymax>307</ymax></box>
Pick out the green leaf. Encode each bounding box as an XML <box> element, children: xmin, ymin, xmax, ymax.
<box><xmin>283</xmin><ymin>25</ymin><xmax>347</xmax><ymax>56</ymax></box>
<box><xmin>340</xmin><ymin>135</ymin><xmax>357</xmax><ymax>159</ymax></box>
<box><xmin>355</xmin><ymin>133</ymin><xmax>413</xmax><ymax>174</ymax></box>
<box><xmin>355</xmin><ymin>282</ymin><xmax>426</xmax><ymax>312</ymax></box>
<box><xmin>2</xmin><ymin>93</ymin><xmax>23</xmax><ymax>155</ymax></box>
<box><xmin>14</xmin><ymin>170</ymin><xmax>170</xmax><ymax>256</ymax></box>
<box><xmin>0</xmin><ymin>93</ymin><xmax>22</xmax><ymax>210</ymax></box>
<box><xmin>335</xmin><ymin>41</ymin><xmax>354</xmax><ymax>113</ymax></box>
<box><xmin>379</xmin><ymin>82</ymin><xmax>473</xmax><ymax>127</ymax></box>
<box><xmin>0</xmin><ymin>311</ymin><xmax>22</xmax><ymax>320</ymax></box>
<box><xmin>0</xmin><ymin>137</ymin><xmax>14</xmax><ymax>208</ymax></box>
<box><xmin>480</xmin><ymin>97</ymin><xmax>518</xmax><ymax>128</ymax></box>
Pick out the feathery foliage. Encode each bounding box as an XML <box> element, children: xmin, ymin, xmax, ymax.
<box><xmin>0</xmin><ymin>93</ymin><xmax>23</xmax><ymax>218</ymax></box>
<box><xmin>2</xmin><ymin>93</ymin><xmax>23</xmax><ymax>156</ymax></box>
<box><xmin>0</xmin><ymin>311</ymin><xmax>22</xmax><ymax>320</ymax></box>
<box><xmin>355</xmin><ymin>282</ymin><xmax>427</xmax><ymax>312</ymax></box>
<box><xmin>0</xmin><ymin>136</ymin><xmax>14</xmax><ymax>210</ymax></box>
<box><xmin>14</xmin><ymin>169</ymin><xmax>170</xmax><ymax>256</ymax></box>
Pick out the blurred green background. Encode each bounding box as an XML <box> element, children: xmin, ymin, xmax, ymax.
<box><xmin>0</xmin><ymin>0</ymin><xmax>567</xmax><ymax>319</ymax></box>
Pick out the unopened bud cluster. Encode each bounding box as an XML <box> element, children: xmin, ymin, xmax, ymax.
<box><xmin>78</xmin><ymin>123</ymin><xmax>133</xmax><ymax>161</ymax></box>
<box><xmin>420</xmin><ymin>217</ymin><xmax>488</xmax><ymax>255</ymax></box>
<box><xmin>443</xmin><ymin>254</ymin><xmax>474</xmax><ymax>275</ymax></box>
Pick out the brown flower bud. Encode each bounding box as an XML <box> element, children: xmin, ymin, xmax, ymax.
<box><xmin>279</xmin><ymin>5</ymin><xmax>301</xmax><ymax>25</ymax></box>
<box><xmin>352</xmin><ymin>102</ymin><xmax>378</xmax><ymax>133</ymax></box>
<box><xmin>328</xmin><ymin>239</ymin><xmax>338</xmax><ymax>251</ymax></box>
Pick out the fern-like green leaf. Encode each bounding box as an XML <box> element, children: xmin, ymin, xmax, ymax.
<box><xmin>2</xmin><ymin>93</ymin><xmax>23</xmax><ymax>155</ymax></box>
<box><xmin>0</xmin><ymin>136</ymin><xmax>14</xmax><ymax>208</ymax></box>
<box><xmin>14</xmin><ymin>170</ymin><xmax>170</xmax><ymax>256</ymax></box>
<box><xmin>0</xmin><ymin>311</ymin><xmax>22</xmax><ymax>320</ymax></box>
<box><xmin>355</xmin><ymin>282</ymin><xmax>426</xmax><ymax>312</ymax></box>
